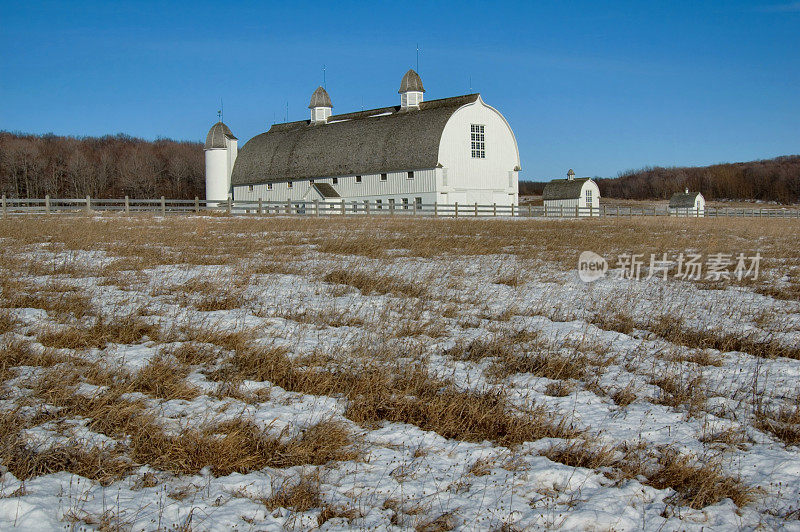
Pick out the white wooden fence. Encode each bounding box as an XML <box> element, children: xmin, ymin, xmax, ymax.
<box><xmin>2</xmin><ymin>195</ymin><xmax>799</xmax><ymax>219</ymax></box>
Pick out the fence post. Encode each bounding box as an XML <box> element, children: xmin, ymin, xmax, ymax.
<box><xmin>413</xmin><ymin>200</ymin><xmax>418</xmax><ymax>215</ymax></box>
<box><xmin>258</xmin><ymin>198</ymin><xmax>263</xmax><ymax>215</ymax></box>
<box><xmin>575</xmin><ymin>204</ymin><xmax>579</xmax><ymax>218</ymax></box>
<box><xmin>511</xmin><ymin>204</ymin><xmax>516</xmax><ymax>217</ymax></box>
<box><xmin>493</xmin><ymin>203</ymin><xmax>497</xmax><ymax>217</ymax></box>
<box><xmin>226</xmin><ymin>198</ymin><xmax>231</xmax><ymax>215</ymax></box>
<box><xmin>475</xmin><ymin>202</ymin><xmax>478</xmax><ymax>217</ymax></box>
<box><xmin>125</xmin><ymin>196</ymin><xmax>130</xmax><ymax>214</ymax></box>
<box><xmin>160</xmin><ymin>196</ymin><xmax>166</xmax><ymax>216</ymax></box>
<box><xmin>528</xmin><ymin>204</ymin><xmax>532</xmax><ymax>217</ymax></box>
<box><xmin>194</xmin><ymin>196</ymin><xmax>199</xmax><ymax>214</ymax></box>
<box><xmin>365</xmin><ymin>201</ymin><xmax>370</xmax><ymax>215</ymax></box>
<box><xmin>1</xmin><ymin>195</ymin><xmax>5</xmax><ymax>218</ymax></box>
<box><xmin>544</xmin><ymin>204</ymin><xmax>547</xmax><ymax>217</ymax></box>
<box><xmin>560</xmin><ymin>205</ymin><xmax>563</xmax><ymax>218</ymax></box>
<box><xmin>85</xmin><ymin>195</ymin><xmax>91</xmax><ymax>214</ymax></box>
<box><xmin>434</xmin><ymin>202</ymin><xmax>438</xmax><ymax>217</ymax></box>
<box><xmin>314</xmin><ymin>200</ymin><xmax>319</xmax><ymax>216</ymax></box>
<box><xmin>45</xmin><ymin>195</ymin><xmax>50</xmax><ymax>215</ymax></box>
<box><xmin>390</xmin><ymin>201</ymin><xmax>395</xmax><ymax>215</ymax></box>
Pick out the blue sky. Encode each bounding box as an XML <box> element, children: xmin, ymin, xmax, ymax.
<box><xmin>2</xmin><ymin>0</ymin><xmax>798</xmax><ymax>180</ymax></box>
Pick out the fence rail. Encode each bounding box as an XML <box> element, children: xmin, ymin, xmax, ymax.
<box><xmin>2</xmin><ymin>195</ymin><xmax>799</xmax><ymax>219</ymax></box>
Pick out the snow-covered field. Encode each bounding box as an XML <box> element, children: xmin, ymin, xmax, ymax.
<box><xmin>1</xmin><ymin>215</ymin><xmax>799</xmax><ymax>531</ymax></box>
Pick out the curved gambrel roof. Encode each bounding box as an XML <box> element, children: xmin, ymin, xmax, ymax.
<box><xmin>231</xmin><ymin>94</ymin><xmax>479</xmax><ymax>185</ymax></box>
<box><xmin>542</xmin><ymin>178</ymin><xmax>595</xmax><ymax>200</ymax></box>
<box><xmin>205</xmin><ymin>122</ymin><xmax>237</xmax><ymax>149</ymax></box>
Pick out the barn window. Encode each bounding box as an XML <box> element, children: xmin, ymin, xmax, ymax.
<box><xmin>407</xmin><ymin>171</ymin><xmax>414</xmax><ymax>179</ymax></box>
<box><xmin>380</xmin><ymin>173</ymin><xmax>387</xmax><ymax>181</ymax></box>
<box><xmin>356</xmin><ymin>175</ymin><xmax>362</xmax><ymax>183</ymax></box>
<box><xmin>402</xmin><ymin>198</ymin><xmax>409</xmax><ymax>209</ymax></box>
<box><xmin>332</xmin><ymin>177</ymin><xmax>338</xmax><ymax>184</ymax></box>
<box><xmin>287</xmin><ymin>181</ymin><xmax>293</xmax><ymax>189</ymax></box>
<box><xmin>248</xmin><ymin>185</ymin><xmax>254</xmax><ymax>191</ymax></box>
<box><xmin>585</xmin><ymin>189</ymin><xmax>592</xmax><ymax>206</ymax></box>
<box><xmin>376</xmin><ymin>199</ymin><xmax>382</xmax><ymax>209</ymax></box>
<box><xmin>415</xmin><ymin>197</ymin><xmax>423</xmax><ymax>209</ymax></box>
<box><xmin>470</xmin><ymin>124</ymin><xmax>485</xmax><ymax>158</ymax></box>
<box><xmin>267</xmin><ymin>183</ymin><xmax>273</xmax><ymax>190</ymax></box>
<box><xmin>309</xmin><ymin>179</ymin><xmax>315</xmax><ymax>184</ymax></box>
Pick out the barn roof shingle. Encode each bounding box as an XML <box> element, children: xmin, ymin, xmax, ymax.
<box><xmin>205</xmin><ymin>122</ymin><xmax>237</xmax><ymax>150</ymax></box>
<box><xmin>669</xmin><ymin>192</ymin><xmax>702</xmax><ymax>208</ymax></box>
<box><xmin>399</xmin><ymin>69</ymin><xmax>425</xmax><ymax>93</ymax></box>
<box><xmin>308</xmin><ymin>86</ymin><xmax>333</xmax><ymax>108</ymax></box>
<box><xmin>231</xmin><ymin>94</ymin><xmax>480</xmax><ymax>185</ymax></box>
<box><xmin>542</xmin><ymin>178</ymin><xmax>592</xmax><ymax>200</ymax></box>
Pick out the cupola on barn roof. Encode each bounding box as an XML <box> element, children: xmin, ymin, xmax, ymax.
<box><xmin>308</xmin><ymin>86</ymin><xmax>333</xmax><ymax>108</ymax></box>
<box><xmin>205</xmin><ymin>121</ymin><xmax>237</xmax><ymax>149</ymax></box>
<box><xmin>399</xmin><ymin>69</ymin><xmax>425</xmax><ymax>93</ymax></box>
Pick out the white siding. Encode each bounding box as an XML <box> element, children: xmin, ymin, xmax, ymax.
<box><xmin>543</xmin><ymin>181</ymin><xmax>600</xmax><ymax>216</ymax></box>
<box><xmin>437</xmin><ymin>96</ymin><xmax>520</xmax><ymax>206</ymax></box>
<box><xmin>232</xmin><ymin>169</ymin><xmax>438</xmax><ymax>205</ymax></box>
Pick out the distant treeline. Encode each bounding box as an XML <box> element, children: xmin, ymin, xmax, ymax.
<box><xmin>596</xmin><ymin>156</ymin><xmax>800</xmax><ymax>204</ymax></box>
<box><xmin>520</xmin><ymin>156</ymin><xmax>800</xmax><ymax>204</ymax></box>
<box><xmin>0</xmin><ymin>131</ymin><xmax>204</xmax><ymax>199</ymax></box>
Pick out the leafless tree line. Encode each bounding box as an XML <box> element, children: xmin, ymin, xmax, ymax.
<box><xmin>595</xmin><ymin>156</ymin><xmax>800</xmax><ymax>204</ymax></box>
<box><xmin>0</xmin><ymin>132</ymin><xmax>204</xmax><ymax>199</ymax></box>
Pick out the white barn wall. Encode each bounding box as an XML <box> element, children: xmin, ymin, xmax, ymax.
<box><xmin>437</xmin><ymin>97</ymin><xmax>520</xmax><ymax>206</ymax></box>
<box><xmin>233</xmin><ymin>169</ymin><xmax>438</xmax><ymax>205</ymax></box>
<box><xmin>543</xmin><ymin>180</ymin><xmax>600</xmax><ymax>216</ymax></box>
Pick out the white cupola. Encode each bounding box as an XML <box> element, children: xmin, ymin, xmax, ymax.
<box><xmin>309</xmin><ymin>86</ymin><xmax>333</xmax><ymax>125</ymax></box>
<box><xmin>399</xmin><ymin>69</ymin><xmax>425</xmax><ymax>110</ymax></box>
<box><xmin>567</xmin><ymin>169</ymin><xmax>575</xmax><ymax>181</ymax></box>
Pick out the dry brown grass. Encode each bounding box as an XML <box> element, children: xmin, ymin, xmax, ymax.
<box><xmin>37</xmin><ymin>314</ymin><xmax>160</xmax><ymax>350</ymax></box>
<box><xmin>754</xmin><ymin>404</ymin><xmax>800</xmax><ymax>446</ymax></box>
<box><xmin>130</xmin><ymin>354</ymin><xmax>199</xmax><ymax>401</ymax></box>
<box><xmin>324</xmin><ymin>269</ymin><xmax>426</xmax><ymax>298</ymax></box>
<box><xmin>0</xmin><ymin>310</ymin><xmax>19</xmax><ymax>335</ymax></box>
<box><xmin>543</xmin><ymin>440</ymin><xmax>753</xmax><ymax>509</ymax></box>
<box><xmin>263</xmin><ymin>474</ymin><xmax>322</xmax><ymax>512</ymax></box>
<box><xmin>649</xmin><ymin>315</ymin><xmax>800</xmax><ymax>360</ymax></box>
<box><xmin>650</xmin><ymin>372</ymin><xmax>707</xmax><ymax>414</ymax></box>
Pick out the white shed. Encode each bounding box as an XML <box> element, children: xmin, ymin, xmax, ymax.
<box><xmin>542</xmin><ymin>170</ymin><xmax>600</xmax><ymax>216</ymax></box>
<box><xmin>668</xmin><ymin>189</ymin><xmax>705</xmax><ymax>217</ymax></box>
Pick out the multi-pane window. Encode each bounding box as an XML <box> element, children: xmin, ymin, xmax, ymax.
<box><xmin>470</xmin><ymin>124</ymin><xmax>485</xmax><ymax>158</ymax></box>
<box><xmin>415</xmin><ymin>197</ymin><xmax>423</xmax><ymax>209</ymax></box>
<box><xmin>402</xmin><ymin>198</ymin><xmax>409</xmax><ymax>210</ymax></box>
<box><xmin>332</xmin><ymin>177</ymin><xmax>338</xmax><ymax>184</ymax></box>
<box><xmin>287</xmin><ymin>181</ymin><xmax>293</xmax><ymax>189</ymax></box>
<box><xmin>407</xmin><ymin>171</ymin><xmax>414</xmax><ymax>179</ymax></box>
<box><xmin>356</xmin><ymin>175</ymin><xmax>362</xmax><ymax>183</ymax></box>
<box><xmin>267</xmin><ymin>183</ymin><xmax>273</xmax><ymax>190</ymax></box>
<box><xmin>376</xmin><ymin>199</ymin><xmax>382</xmax><ymax>209</ymax></box>
<box><xmin>380</xmin><ymin>173</ymin><xmax>388</xmax><ymax>181</ymax></box>
<box><xmin>585</xmin><ymin>189</ymin><xmax>592</xmax><ymax>206</ymax></box>
<box><xmin>248</xmin><ymin>185</ymin><xmax>254</xmax><ymax>191</ymax></box>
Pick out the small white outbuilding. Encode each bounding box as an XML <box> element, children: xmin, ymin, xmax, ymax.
<box><xmin>542</xmin><ymin>169</ymin><xmax>600</xmax><ymax>216</ymax></box>
<box><xmin>668</xmin><ymin>189</ymin><xmax>705</xmax><ymax>217</ymax></box>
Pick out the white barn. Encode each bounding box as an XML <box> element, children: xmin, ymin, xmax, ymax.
<box><xmin>542</xmin><ymin>169</ymin><xmax>600</xmax><ymax>216</ymax></box>
<box><xmin>204</xmin><ymin>69</ymin><xmax>520</xmax><ymax>210</ymax></box>
<box><xmin>669</xmin><ymin>189</ymin><xmax>705</xmax><ymax>217</ymax></box>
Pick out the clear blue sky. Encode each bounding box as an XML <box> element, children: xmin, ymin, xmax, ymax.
<box><xmin>2</xmin><ymin>1</ymin><xmax>798</xmax><ymax>180</ymax></box>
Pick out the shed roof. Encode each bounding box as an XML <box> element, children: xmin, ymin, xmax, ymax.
<box><xmin>205</xmin><ymin>122</ymin><xmax>237</xmax><ymax>150</ymax></box>
<box><xmin>312</xmin><ymin>183</ymin><xmax>340</xmax><ymax>198</ymax></box>
<box><xmin>231</xmin><ymin>93</ymin><xmax>480</xmax><ymax>185</ymax></box>
<box><xmin>669</xmin><ymin>192</ymin><xmax>702</xmax><ymax>208</ymax></box>
<box><xmin>542</xmin><ymin>178</ymin><xmax>593</xmax><ymax>200</ymax></box>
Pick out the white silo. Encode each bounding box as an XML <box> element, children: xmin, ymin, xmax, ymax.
<box><xmin>204</xmin><ymin>121</ymin><xmax>237</xmax><ymax>206</ymax></box>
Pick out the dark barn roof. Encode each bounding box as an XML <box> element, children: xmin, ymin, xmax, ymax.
<box><xmin>231</xmin><ymin>94</ymin><xmax>479</xmax><ymax>185</ymax></box>
<box><xmin>669</xmin><ymin>192</ymin><xmax>702</xmax><ymax>208</ymax></box>
<box><xmin>542</xmin><ymin>178</ymin><xmax>593</xmax><ymax>200</ymax></box>
<box><xmin>205</xmin><ymin>122</ymin><xmax>237</xmax><ymax>149</ymax></box>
